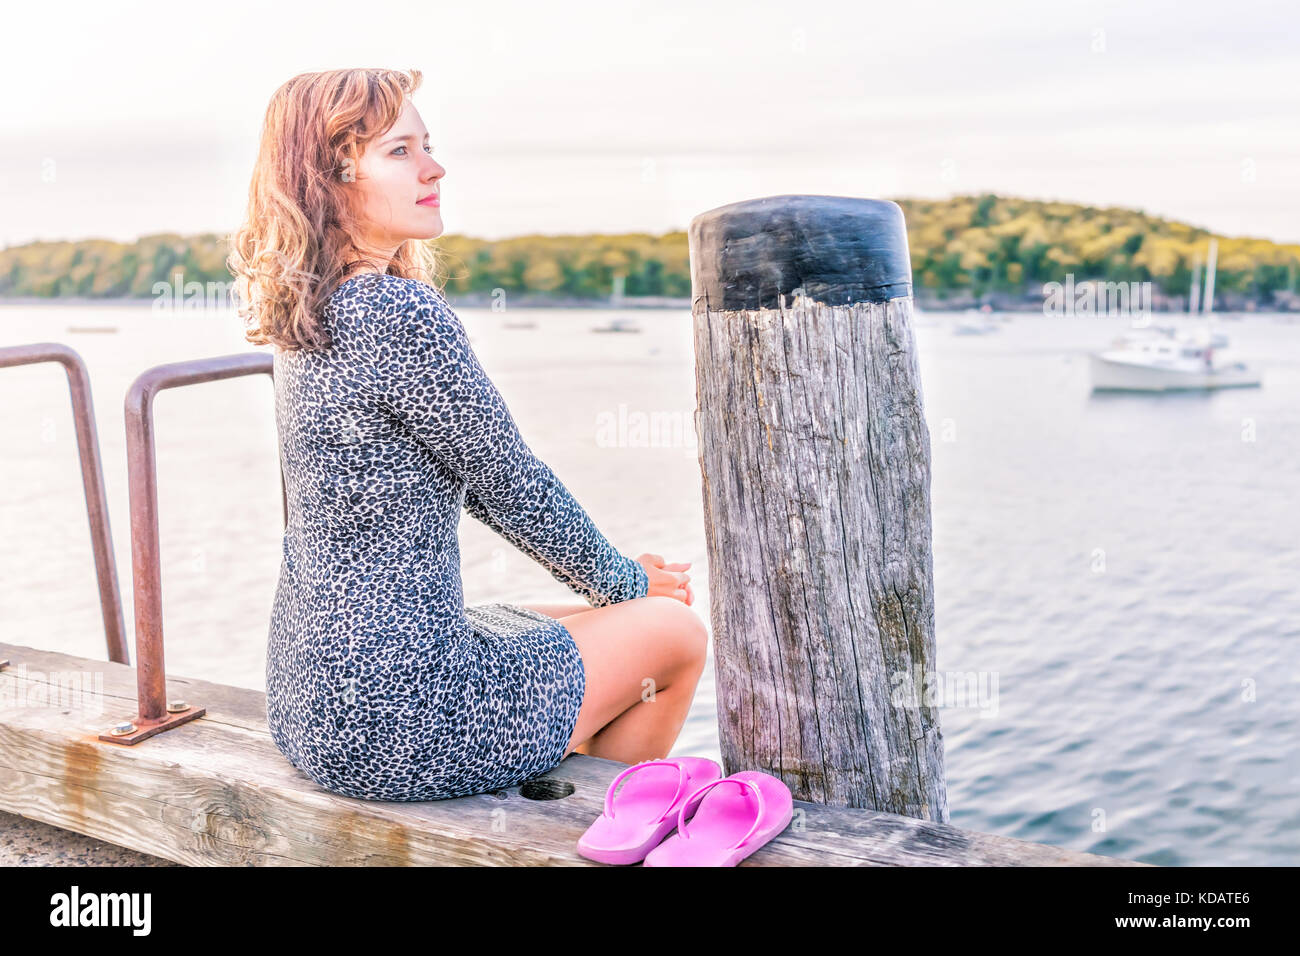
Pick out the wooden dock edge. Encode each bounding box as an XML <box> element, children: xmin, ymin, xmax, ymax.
<box><xmin>0</xmin><ymin>641</ymin><xmax>1148</xmax><ymax>866</ymax></box>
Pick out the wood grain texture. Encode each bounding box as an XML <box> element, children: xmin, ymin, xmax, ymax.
<box><xmin>693</xmin><ymin>291</ymin><xmax>948</xmax><ymax>821</ymax></box>
<box><xmin>0</xmin><ymin>642</ymin><xmax>1144</xmax><ymax>865</ymax></box>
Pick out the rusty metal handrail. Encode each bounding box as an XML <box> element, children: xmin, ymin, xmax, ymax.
<box><xmin>103</xmin><ymin>351</ymin><xmax>286</xmax><ymax>745</ymax></box>
<box><xmin>0</xmin><ymin>343</ymin><xmax>129</xmax><ymax>665</ymax></box>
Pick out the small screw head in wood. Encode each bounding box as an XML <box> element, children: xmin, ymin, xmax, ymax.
<box><xmin>110</xmin><ymin>721</ymin><xmax>136</xmax><ymax>736</ymax></box>
<box><xmin>167</xmin><ymin>700</ymin><xmax>188</xmax><ymax>713</ymax></box>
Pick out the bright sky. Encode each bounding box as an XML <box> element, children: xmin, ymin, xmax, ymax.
<box><xmin>2</xmin><ymin>0</ymin><xmax>1297</xmax><ymax>247</ymax></box>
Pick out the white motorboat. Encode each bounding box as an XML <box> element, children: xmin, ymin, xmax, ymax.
<box><xmin>1089</xmin><ymin>330</ymin><xmax>1260</xmax><ymax>391</ymax></box>
<box><xmin>1091</xmin><ymin>237</ymin><xmax>1260</xmax><ymax>391</ymax></box>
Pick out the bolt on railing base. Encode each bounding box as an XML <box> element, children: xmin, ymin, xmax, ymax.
<box><xmin>98</xmin><ymin>704</ymin><xmax>206</xmax><ymax>745</ymax></box>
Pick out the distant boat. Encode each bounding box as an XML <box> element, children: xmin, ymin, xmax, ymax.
<box><xmin>1088</xmin><ymin>329</ymin><xmax>1259</xmax><ymax>392</ymax></box>
<box><xmin>65</xmin><ymin>326</ymin><xmax>118</xmax><ymax>334</ymax></box>
<box><xmin>1092</xmin><ymin>237</ymin><xmax>1259</xmax><ymax>391</ymax></box>
<box><xmin>591</xmin><ymin>316</ymin><xmax>642</xmax><ymax>334</ymax></box>
<box><xmin>952</xmin><ymin>316</ymin><xmax>1000</xmax><ymax>335</ymax></box>
<box><xmin>501</xmin><ymin>318</ymin><xmax>537</xmax><ymax>330</ymax></box>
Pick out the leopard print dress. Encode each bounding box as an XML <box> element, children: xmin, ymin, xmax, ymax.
<box><xmin>265</xmin><ymin>271</ymin><xmax>648</xmax><ymax>801</ymax></box>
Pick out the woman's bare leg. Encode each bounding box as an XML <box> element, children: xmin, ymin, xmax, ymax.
<box><xmin>519</xmin><ymin>601</ymin><xmax>598</xmax><ymax>620</ymax></box>
<box><xmin>575</xmin><ymin>654</ymin><xmax>705</xmax><ymax>761</ymax></box>
<box><xmin>519</xmin><ymin>595</ymin><xmax>708</xmax><ymax>765</ymax></box>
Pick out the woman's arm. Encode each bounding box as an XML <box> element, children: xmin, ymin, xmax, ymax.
<box><xmin>368</xmin><ymin>276</ymin><xmax>647</xmax><ymax>608</ymax></box>
<box><xmin>462</xmin><ymin>485</ymin><xmax>646</xmax><ymax>606</ymax></box>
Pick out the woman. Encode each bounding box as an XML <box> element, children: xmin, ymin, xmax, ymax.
<box><xmin>228</xmin><ymin>68</ymin><xmax>707</xmax><ymax>801</ymax></box>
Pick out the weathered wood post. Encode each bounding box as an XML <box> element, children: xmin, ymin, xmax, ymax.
<box><xmin>690</xmin><ymin>195</ymin><xmax>946</xmax><ymax>822</ymax></box>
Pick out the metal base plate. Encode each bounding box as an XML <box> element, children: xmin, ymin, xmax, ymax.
<box><xmin>98</xmin><ymin>706</ymin><xmax>206</xmax><ymax>745</ymax></box>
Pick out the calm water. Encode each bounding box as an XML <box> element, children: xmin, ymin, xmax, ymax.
<box><xmin>1</xmin><ymin>302</ymin><xmax>1297</xmax><ymax>866</ymax></box>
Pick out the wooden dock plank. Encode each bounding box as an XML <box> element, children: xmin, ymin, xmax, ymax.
<box><xmin>0</xmin><ymin>641</ymin><xmax>1147</xmax><ymax>866</ymax></box>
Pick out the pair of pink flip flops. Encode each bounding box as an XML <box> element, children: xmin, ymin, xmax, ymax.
<box><xmin>576</xmin><ymin>757</ymin><xmax>793</xmax><ymax>866</ymax></box>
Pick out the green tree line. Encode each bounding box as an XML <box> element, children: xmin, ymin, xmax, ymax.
<box><xmin>2</xmin><ymin>195</ymin><xmax>1297</xmax><ymax>302</ymax></box>
<box><xmin>896</xmin><ymin>195</ymin><xmax>1300</xmax><ymax>301</ymax></box>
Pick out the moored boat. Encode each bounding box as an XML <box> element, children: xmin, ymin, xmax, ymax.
<box><xmin>1089</xmin><ymin>330</ymin><xmax>1260</xmax><ymax>391</ymax></box>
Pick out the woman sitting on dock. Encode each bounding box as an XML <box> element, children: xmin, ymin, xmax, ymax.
<box><xmin>226</xmin><ymin>67</ymin><xmax>706</xmax><ymax>801</ymax></box>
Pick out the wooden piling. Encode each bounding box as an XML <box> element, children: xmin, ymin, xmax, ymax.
<box><xmin>690</xmin><ymin>195</ymin><xmax>945</xmax><ymax>821</ymax></box>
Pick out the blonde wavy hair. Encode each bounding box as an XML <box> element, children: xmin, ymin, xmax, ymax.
<box><xmin>228</xmin><ymin>68</ymin><xmax>446</xmax><ymax>351</ymax></box>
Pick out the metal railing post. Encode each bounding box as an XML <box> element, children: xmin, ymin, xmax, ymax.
<box><xmin>0</xmin><ymin>343</ymin><xmax>129</xmax><ymax>665</ymax></box>
<box><xmin>101</xmin><ymin>351</ymin><xmax>285</xmax><ymax>744</ymax></box>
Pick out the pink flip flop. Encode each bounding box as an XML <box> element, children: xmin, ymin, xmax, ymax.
<box><xmin>577</xmin><ymin>757</ymin><xmax>724</xmax><ymax>864</ymax></box>
<box><xmin>641</xmin><ymin>770</ymin><xmax>793</xmax><ymax>867</ymax></box>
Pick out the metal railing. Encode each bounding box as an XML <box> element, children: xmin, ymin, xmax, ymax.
<box><xmin>0</xmin><ymin>343</ymin><xmax>129</xmax><ymax>665</ymax></box>
<box><xmin>103</xmin><ymin>351</ymin><xmax>286</xmax><ymax>744</ymax></box>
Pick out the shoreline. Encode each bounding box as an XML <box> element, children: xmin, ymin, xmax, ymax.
<box><xmin>0</xmin><ymin>294</ymin><xmax>694</xmax><ymax>310</ymax></box>
<box><xmin>0</xmin><ymin>293</ymin><xmax>1295</xmax><ymax>314</ymax></box>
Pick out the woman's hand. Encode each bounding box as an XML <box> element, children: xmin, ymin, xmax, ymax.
<box><xmin>636</xmin><ymin>553</ymin><xmax>694</xmax><ymax>606</ymax></box>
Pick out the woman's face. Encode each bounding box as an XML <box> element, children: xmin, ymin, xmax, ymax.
<box><xmin>350</xmin><ymin>99</ymin><xmax>445</xmax><ymax>256</ymax></box>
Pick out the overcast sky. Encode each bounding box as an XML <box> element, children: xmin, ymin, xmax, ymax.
<box><xmin>2</xmin><ymin>0</ymin><xmax>1297</xmax><ymax>247</ymax></box>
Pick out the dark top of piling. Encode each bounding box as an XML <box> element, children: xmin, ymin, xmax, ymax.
<box><xmin>689</xmin><ymin>195</ymin><xmax>912</xmax><ymax>310</ymax></box>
